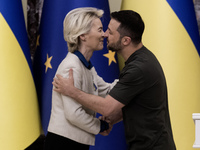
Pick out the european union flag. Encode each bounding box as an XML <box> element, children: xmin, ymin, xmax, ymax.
<box><xmin>33</xmin><ymin>0</ymin><xmax>127</xmax><ymax>149</ymax></box>
<box><xmin>0</xmin><ymin>0</ymin><xmax>41</xmax><ymax>149</ymax></box>
<box><xmin>121</xmin><ymin>0</ymin><xmax>200</xmax><ymax>149</ymax></box>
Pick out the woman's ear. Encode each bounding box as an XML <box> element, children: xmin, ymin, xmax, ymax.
<box><xmin>80</xmin><ymin>34</ymin><xmax>86</xmax><ymax>41</ymax></box>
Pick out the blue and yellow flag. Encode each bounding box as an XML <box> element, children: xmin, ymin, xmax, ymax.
<box><xmin>121</xmin><ymin>0</ymin><xmax>200</xmax><ymax>150</ymax></box>
<box><xmin>33</xmin><ymin>0</ymin><xmax>127</xmax><ymax>149</ymax></box>
<box><xmin>0</xmin><ymin>0</ymin><xmax>41</xmax><ymax>149</ymax></box>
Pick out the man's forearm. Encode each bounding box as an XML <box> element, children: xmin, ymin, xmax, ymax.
<box><xmin>69</xmin><ymin>86</ymin><xmax>109</xmax><ymax>116</ymax></box>
<box><xmin>70</xmin><ymin>87</ymin><xmax>123</xmax><ymax>124</ymax></box>
<box><xmin>53</xmin><ymin>72</ymin><xmax>124</xmax><ymax>123</ymax></box>
<box><xmin>108</xmin><ymin>110</ymin><xmax>123</xmax><ymax>125</ymax></box>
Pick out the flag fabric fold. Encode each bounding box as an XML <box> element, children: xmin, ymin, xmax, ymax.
<box><xmin>0</xmin><ymin>0</ymin><xmax>41</xmax><ymax>149</ymax></box>
<box><xmin>121</xmin><ymin>0</ymin><xmax>200</xmax><ymax>150</ymax></box>
<box><xmin>33</xmin><ymin>0</ymin><xmax>127</xmax><ymax>149</ymax></box>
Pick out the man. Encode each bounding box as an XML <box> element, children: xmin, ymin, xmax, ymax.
<box><xmin>53</xmin><ymin>10</ymin><xmax>176</xmax><ymax>150</ymax></box>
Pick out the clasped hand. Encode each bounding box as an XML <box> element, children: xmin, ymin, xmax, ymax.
<box><xmin>99</xmin><ymin>116</ymin><xmax>113</xmax><ymax>136</ymax></box>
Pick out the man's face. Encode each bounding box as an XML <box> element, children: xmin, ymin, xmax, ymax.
<box><xmin>105</xmin><ymin>19</ymin><xmax>122</xmax><ymax>52</ymax></box>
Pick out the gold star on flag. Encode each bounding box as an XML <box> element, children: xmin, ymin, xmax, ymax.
<box><xmin>44</xmin><ymin>54</ymin><xmax>53</xmax><ymax>73</ymax></box>
<box><xmin>103</xmin><ymin>50</ymin><xmax>117</xmax><ymax>66</ymax></box>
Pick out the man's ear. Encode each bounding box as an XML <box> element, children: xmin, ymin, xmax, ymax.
<box><xmin>122</xmin><ymin>36</ymin><xmax>131</xmax><ymax>46</ymax></box>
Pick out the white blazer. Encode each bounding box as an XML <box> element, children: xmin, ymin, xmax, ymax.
<box><xmin>48</xmin><ymin>52</ymin><xmax>116</xmax><ymax>145</ymax></box>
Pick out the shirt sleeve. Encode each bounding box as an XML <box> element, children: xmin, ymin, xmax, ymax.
<box><xmin>96</xmin><ymin>76</ymin><xmax>118</xmax><ymax>98</ymax></box>
<box><xmin>109</xmin><ymin>65</ymin><xmax>145</xmax><ymax>105</ymax></box>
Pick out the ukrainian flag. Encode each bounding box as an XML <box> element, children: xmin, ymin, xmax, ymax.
<box><xmin>121</xmin><ymin>0</ymin><xmax>200</xmax><ymax>149</ymax></box>
<box><xmin>0</xmin><ymin>0</ymin><xmax>41</xmax><ymax>149</ymax></box>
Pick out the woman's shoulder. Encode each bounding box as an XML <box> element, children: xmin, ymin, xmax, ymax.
<box><xmin>56</xmin><ymin>52</ymin><xmax>83</xmax><ymax>75</ymax></box>
<box><xmin>60</xmin><ymin>52</ymin><xmax>82</xmax><ymax>68</ymax></box>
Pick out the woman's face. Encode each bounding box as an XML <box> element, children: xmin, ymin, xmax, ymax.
<box><xmin>84</xmin><ymin>18</ymin><xmax>105</xmax><ymax>51</ymax></box>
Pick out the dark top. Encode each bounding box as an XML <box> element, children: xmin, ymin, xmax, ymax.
<box><xmin>109</xmin><ymin>46</ymin><xmax>176</xmax><ymax>150</ymax></box>
<box><xmin>73</xmin><ymin>50</ymin><xmax>93</xmax><ymax>69</ymax></box>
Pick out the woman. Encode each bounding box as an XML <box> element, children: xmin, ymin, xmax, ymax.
<box><xmin>44</xmin><ymin>7</ymin><xmax>115</xmax><ymax>150</ymax></box>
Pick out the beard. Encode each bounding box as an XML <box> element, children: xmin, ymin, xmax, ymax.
<box><xmin>107</xmin><ymin>38</ymin><xmax>122</xmax><ymax>52</ymax></box>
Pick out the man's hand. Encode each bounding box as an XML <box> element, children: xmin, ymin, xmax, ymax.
<box><xmin>52</xmin><ymin>68</ymin><xmax>74</xmax><ymax>96</ymax></box>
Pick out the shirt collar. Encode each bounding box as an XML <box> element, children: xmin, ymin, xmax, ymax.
<box><xmin>125</xmin><ymin>46</ymin><xmax>145</xmax><ymax>65</ymax></box>
<box><xmin>73</xmin><ymin>50</ymin><xmax>93</xmax><ymax>70</ymax></box>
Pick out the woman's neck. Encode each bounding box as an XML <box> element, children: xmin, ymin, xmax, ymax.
<box><xmin>78</xmin><ymin>47</ymin><xmax>94</xmax><ymax>62</ymax></box>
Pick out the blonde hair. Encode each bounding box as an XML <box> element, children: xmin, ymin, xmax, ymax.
<box><xmin>63</xmin><ymin>7</ymin><xmax>104</xmax><ymax>52</ymax></box>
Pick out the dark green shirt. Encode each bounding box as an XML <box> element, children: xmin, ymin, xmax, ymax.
<box><xmin>109</xmin><ymin>46</ymin><xmax>176</xmax><ymax>150</ymax></box>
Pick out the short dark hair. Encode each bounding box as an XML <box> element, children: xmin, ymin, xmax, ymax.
<box><xmin>110</xmin><ymin>10</ymin><xmax>145</xmax><ymax>44</ymax></box>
